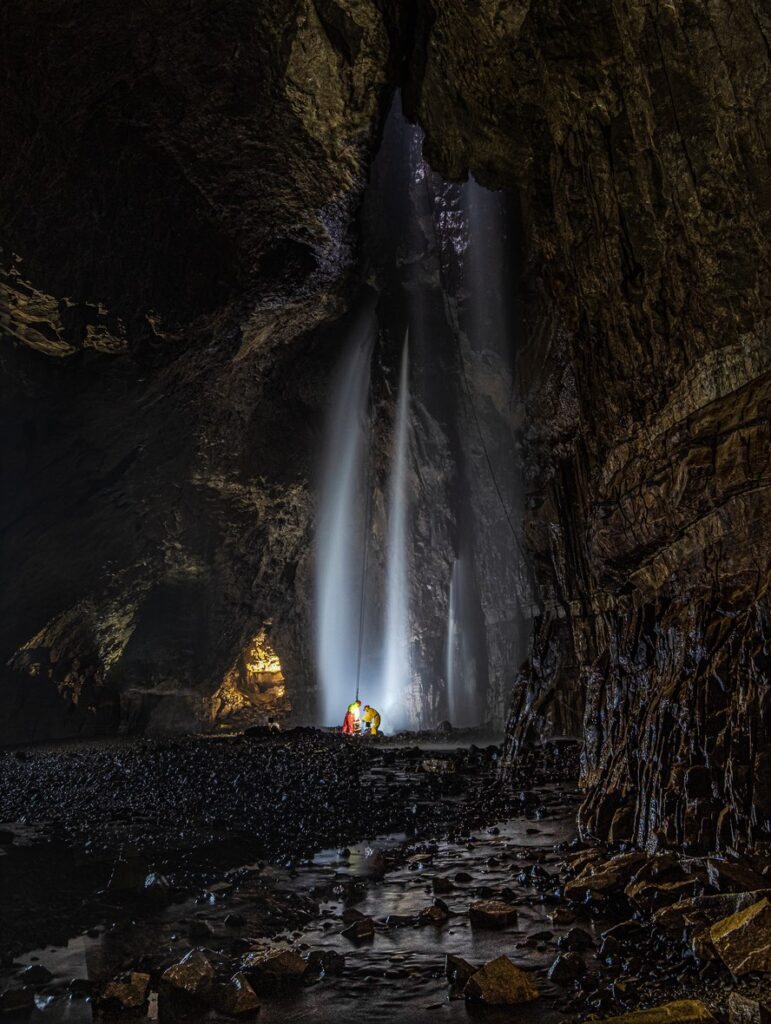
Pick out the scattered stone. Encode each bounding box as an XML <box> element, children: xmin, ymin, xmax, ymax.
<box><xmin>242</xmin><ymin>950</ymin><xmax>307</xmax><ymax>984</ymax></box>
<box><xmin>216</xmin><ymin>973</ymin><xmax>260</xmax><ymax>1017</ymax></box>
<box><xmin>728</xmin><ymin>992</ymin><xmax>771</xmax><ymax>1024</ymax></box>
<box><xmin>16</xmin><ymin>964</ymin><xmax>52</xmax><ymax>985</ymax></box>
<box><xmin>587</xmin><ymin>1000</ymin><xmax>717</xmax><ymax>1024</ymax></box>
<box><xmin>418</xmin><ymin>904</ymin><xmax>449</xmax><ymax>926</ymax></box>
<box><xmin>445</xmin><ymin>954</ymin><xmax>476</xmax><ymax>988</ymax></box>
<box><xmin>464</xmin><ymin>956</ymin><xmax>539</xmax><ymax>1005</ymax></box>
<box><xmin>469</xmin><ymin>900</ymin><xmax>518</xmax><ymax>930</ymax></box>
<box><xmin>710</xmin><ymin>898</ymin><xmax>771</xmax><ymax>975</ymax></box>
<box><xmin>706</xmin><ymin>859</ymin><xmax>769</xmax><ymax>894</ymax></box>
<box><xmin>548</xmin><ymin>952</ymin><xmax>586</xmax><ymax>984</ymax></box>
<box><xmin>307</xmin><ymin>950</ymin><xmax>345</xmax><ymax>976</ymax></box>
<box><xmin>432</xmin><ymin>876</ymin><xmax>453</xmax><ymax>895</ymax></box>
<box><xmin>100</xmin><ymin>972</ymin><xmax>151</xmax><ymax>1011</ymax></box>
<box><xmin>341</xmin><ymin>917</ymin><xmax>375</xmax><ymax>943</ymax></box>
<box><xmin>160</xmin><ymin>951</ymin><xmax>214</xmax><ymax>999</ymax></box>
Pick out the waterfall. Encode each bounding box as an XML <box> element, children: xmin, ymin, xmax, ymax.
<box><xmin>446</xmin><ymin>558</ymin><xmax>460</xmax><ymax>724</ymax></box>
<box><xmin>380</xmin><ymin>335</ymin><xmax>411</xmax><ymax>729</ymax></box>
<box><xmin>314</xmin><ymin>307</ymin><xmax>375</xmax><ymax>726</ymax></box>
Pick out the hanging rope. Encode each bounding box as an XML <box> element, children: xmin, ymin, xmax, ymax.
<box><xmin>354</xmin><ymin>394</ymin><xmax>374</xmax><ymax>702</ymax></box>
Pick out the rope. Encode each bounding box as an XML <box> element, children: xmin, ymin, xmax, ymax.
<box><xmin>354</xmin><ymin>393</ymin><xmax>374</xmax><ymax>702</ymax></box>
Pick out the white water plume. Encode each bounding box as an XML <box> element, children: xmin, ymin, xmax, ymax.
<box><xmin>380</xmin><ymin>335</ymin><xmax>412</xmax><ymax>729</ymax></box>
<box><xmin>315</xmin><ymin>308</ymin><xmax>375</xmax><ymax>726</ymax></box>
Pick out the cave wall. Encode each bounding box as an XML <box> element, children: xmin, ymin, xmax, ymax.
<box><xmin>402</xmin><ymin>0</ymin><xmax>770</xmax><ymax>851</ymax></box>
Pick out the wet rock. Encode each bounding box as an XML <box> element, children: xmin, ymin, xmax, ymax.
<box><xmin>100</xmin><ymin>972</ymin><xmax>152</xmax><ymax>1011</ymax></box>
<box><xmin>17</xmin><ymin>964</ymin><xmax>52</xmax><ymax>985</ymax></box>
<box><xmin>558</xmin><ymin>927</ymin><xmax>595</xmax><ymax>951</ymax></box>
<box><xmin>709</xmin><ymin>897</ymin><xmax>771</xmax><ymax>975</ymax></box>
<box><xmin>589</xmin><ymin>1001</ymin><xmax>717</xmax><ymax>1024</ymax></box>
<box><xmin>144</xmin><ymin>872</ymin><xmax>170</xmax><ymax>905</ymax></box>
<box><xmin>706</xmin><ymin>859</ymin><xmax>769</xmax><ymax>894</ymax></box>
<box><xmin>691</xmin><ymin>927</ymin><xmax>717</xmax><ymax>961</ymax></box>
<box><xmin>564</xmin><ymin>852</ymin><xmax>648</xmax><ymax>900</ymax></box>
<box><xmin>418</xmin><ymin>904</ymin><xmax>449</xmax><ymax>926</ymax></box>
<box><xmin>160</xmin><ymin>951</ymin><xmax>214</xmax><ymax>1000</ymax></box>
<box><xmin>69</xmin><ymin>977</ymin><xmax>92</xmax><ymax>996</ymax></box>
<box><xmin>469</xmin><ymin>900</ymin><xmax>518</xmax><ymax>929</ymax></box>
<box><xmin>241</xmin><ymin>950</ymin><xmax>307</xmax><ymax>985</ymax></box>
<box><xmin>0</xmin><ymin>987</ymin><xmax>34</xmax><ymax>1013</ymax></box>
<box><xmin>107</xmin><ymin>853</ymin><xmax>149</xmax><ymax>894</ymax></box>
<box><xmin>385</xmin><ymin>914</ymin><xmax>415</xmax><ymax>929</ymax></box>
<box><xmin>728</xmin><ymin>992</ymin><xmax>771</xmax><ymax>1024</ymax></box>
<box><xmin>341</xmin><ymin>917</ymin><xmax>375</xmax><ymax>943</ymax></box>
<box><xmin>608</xmin><ymin>805</ymin><xmax>636</xmax><ymax>844</ymax></box>
<box><xmin>454</xmin><ymin>871</ymin><xmax>473</xmax><ymax>883</ymax></box>
<box><xmin>306</xmin><ymin>950</ymin><xmax>345</xmax><ymax>977</ymax></box>
<box><xmin>626</xmin><ymin>878</ymin><xmax>703</xmax><ymax>913</ymax></box>
<box><xmin>215</xmin><ymin>973</ymin><xmax>260</xmax><ymax>1017</ymax></box>
<box><xmin>654</xmin><ymin>892</ymin><xmax>770</xmax><ymax>933</ymax></box>
<box><xmin>432</xmin><ymin>876</ymin><xmax>454</xmax><ymax>895</ymax></box>
<box><xmin>464</xmin><ymin>956</ymin><xmax>539</xmax><ymax>1005</ymax></box>
<box><xmin>445</xmin><ymin>954</ymin><xmax>476</xmax><ymax>988</ymax></box>
<box><xmin>225</xmin><ymin>914</ymin><xmax>246</xmax><ymax>929</ymax></box>
<box><xmin>548</xmin><ymin>952</ymin><xmax>586</xmax><ymax>984</ymax></box>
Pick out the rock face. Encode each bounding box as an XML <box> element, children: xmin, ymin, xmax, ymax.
<box><xmin>400</xmin><ymin>0</ymin><xmax>770</xmax><ymax>851</ymax></box>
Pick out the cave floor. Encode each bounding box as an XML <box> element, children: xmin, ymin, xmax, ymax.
<box><xmin>0</xmin><ymin>733</ymin><xmax>768</xmax><ymax>1023</ymax></box>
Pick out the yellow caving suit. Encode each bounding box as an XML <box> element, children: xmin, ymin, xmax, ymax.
<box><xmin>361</xmin><ymin>706</ymin><xmax>381</xmax><ymax>736</ymax></box>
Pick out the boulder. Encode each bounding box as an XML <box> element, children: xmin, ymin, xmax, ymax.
<box><xmin>215</xmin><ymin>973</ymin><xmax>260</xmax><ymax>1017</ymax></box>
<box><xmin>728</xmin><ymin>992</ymin><xmax>771</xmax><ymax>1024</ymax></box>
<box><xmin>306</xmin><ymin>950</ymin><xmax>345</xmax><ymax>977</ymax></box>
<box><xmin>626</xmin><ymin>878</ymin><xmax>703</xmax><ymax>913</ymax></box>
<box><xmin>710</xmin><ymin>898</ymin><xmax>771</xmax><ymax>975</ymax></box>
<box><xmin>241</xmin><ymin>949</ymin><xmax>307</xmax><ymax>984</ymax></box>
<box><xmin>100</xmin><ymin>972</ymin><xmax>151</xmax><ymax>1011</ymax></box>
<box><xmin>547</xmin><ymin>952</ymin><xmax>586</xmax><ymax>984</ymax></box>
<box><xmin>464</xmin><ymin>956</ymin><xmax>539</xmax><ymax>1005</ymax></box>
<box><xmin>654</xmin><ymin>892</ymin><xmax>770</xmax><ymax>933</ymax></box>
<box><xmin>468</xmin><ymin>900</ymin><xmax>518</xmax><ymax>930</ymax></box>
<box><xmin>565</xmin><ymin>852</ymin><xmax>648</xmax><ymax>900</ymax></box>
<box><xmin>585</xmin><ymin>1001</ymin><xmax>717</xmax><ymax>1024</ymax></box>
<box><xmin>161</xmin><ymin>951</ymin><xmax>214</xmax><ymax>999</ymax></box>
<box><xmin>418</xmin><ymin>904</ymin><xmax>449</xmax><ymax>927</ymax></box>
<box><xmin>341</xmin><ymin>917</ymin><xmax>375</xmax><ymax>943</ymax></box>
<box><xmin>706</xmin><ymin>859</ymin><xmax>769</xmax><ymax>894</ymax></box>
<box><xmin>445</xmin><ymin>954</ymin><xmax>476</xmax><ymax>988</ymax></box>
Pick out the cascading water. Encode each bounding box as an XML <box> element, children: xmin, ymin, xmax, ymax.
<box><xmin>380</xmin><ymin>335</ymin><xmax>412</xmax><ymax>729</ymax></box>
<box><xmin>446</xmin><ymin>558</ymin><xmax>460</xmax><ymax>723</ymax></box>
<box><xmin>314</xmin><ymin>305</ymin><xmax>375</xmax><ymax>726</ymax></box>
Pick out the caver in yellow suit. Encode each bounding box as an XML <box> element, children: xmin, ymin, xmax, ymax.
<box><xmin>361</xmin><ymin>705</ymin><xmax>381</xmax><ymax>735</ymax></box>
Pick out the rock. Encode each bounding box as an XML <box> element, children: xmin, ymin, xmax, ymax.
<box><xmin>684</xmin><ymin>767</ymin><xmax>713</xmax><ymax>801</ymax></box>
<box><xmin>469</xmin><ymin>900</ymin><xmax>518</xmax><ymax>930</ymax></box>
<box><xmin>225</xmin><ymin>913</ymin><xmax>246</xmax><ymax>929</ymax></box>
<box><xmin>160</xmin><ymin>951</ymin><xmax>214</xmax><ymax>999</ymax></box>
<box><xmin>241</xmin><ymin>950</ymin><xmax>307</xmax><ymax>984</ymax></box>
<box><xmin>691</xmin><ymin>928</ymin><xmax>718</xmax><ymax>961</ymax></box>
<box><xmin>100</xmin><ymin>972</ymin><xmax>152</xmax><ymax>1010</ymax></box>
<box><xmin>709</xmin><ymin>898</ymin><xmax>771</xmax><ymax>975</ymax></box>
<box><xmin>626</xmin><ymin>878</ymin><xmax>703</xmax><ymax>913</ymax></box>
<box><xmin>608</xmin><ymin>805</ymin><xmax>636</xmax><ymax>844</ymax></box>
<box><xmin>432</xmin><ymin>876</ymin><xmax>453</xmax><ymax>895</ymax></box>
<box><xmin>17</xmin><ymin>964</ymin><xmax>52</xmax><ymax>985</ymax></box>
<box><xmin>421</xmin><ymin>759</ymin><xmax>455</xmax><ymax>773</ymax></box>
<box><xmin>558</xmin><ymin>927</ymin><xmax>595</xmax><ymax>951</ymax></box>
<box><xmin>307</xmin><ymin>950</ymin><xmax>345</xmax><ymax>976</ymax></box>
<box><xmin>589</xmin><ymin>1001</ymin><xmax>718</xmax><ymax>1024</ymax></box>
<box><xmin>728</xmin><ymin>992</ymin><xmax>771</xmax><ymax>1024</ymax></box>
<box><xmin>445</xmin><ymin>954</ymin><xmax>476</xmax><ymax>987</ymax></box>
<box><xmin>143</xmin><ymin>872</ymin><xmax>170</xmax><ymax>904</ymax></box>
<box><xmin>547</xmin><ymin>952</ymin><xmax>586</xmax><ymax>984</ymax></box>
<box><xmin>0</xmin><ymin>988</ymin><xmax>35</xmax><ymax>1013</ymax></box>
<box><xmin>107</xmin><ymin>854</ymin><xmax>149</xmax><ymax>894</ymax></box>
<box><xmin>216</xmin><ymin>973</ymin><xmax>260</xmax><ymax>1017</ymax></box>
<box><xmin>418</xmin><ymin>904</ymin><xmax>449</xmax><ymax>926</ymax></box>
<box><xmin>654</xmin><ymin>892</ymin><xmax>771</xmax><ymax>933</ymax></box>
<box><xmin>454</xmin><ymin>871</ymin><xmax>473</xmax><ymax>883</ymax></box>
<box><xmin>341</xmin><ymin>918</ymin><xmax>375</xmax><ymax>943</ymax></box>
<box><xmin>564</xmin><ymin>852</ymin><xmax>648</xmax><ymax>900</ymax></box>
<box><xmin>706</xmin><ymin>859</ymin><xmax>769</xmax><ymax>894</ymax></box>
<box><xmin>464</xmin><ymin>956</ymin><xmax>539</xmax><ymax>1005</ymax></box>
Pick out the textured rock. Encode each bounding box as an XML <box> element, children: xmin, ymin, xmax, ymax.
<box><xmin>100</xmin><ymin>972</ymin><xmax>151</xmax><ymax>1011</ymax></box>
<box><xmin>463</xmin><ymin>956</ymin><xmax>539</xmax><ymax>1004</ymax></box>
<box><xmin>468</xmin><ymin>900</ymin><xmax>518</xmax><ymax>929</ymax></box>
<box><xmin>709</xmin><ymin>898</ymin><xmax>771</xmax><ymax>975</ymax></box>
<box><xmin>728</xmin><ymin>992</ymin><xmax>771</xmax><ymax>1024</ymax></box>
<box><xmin>160</xmin><ymin>951</ymin><xmax>214</xmax><ymax>998</ymax></box>
<box><xmin>242</xmin><ymin>949</ymin><xmax>307</xmax><ymax>983</ymax></box>
<box><xmin>584</xmin><ymin>1002</ymin><xmax>717</xmax><ymax>1024</ymax></box>
<box><xmin>215</xmin><ymin>973</ymin><xmax>260</xmax><ymax>1018</ymax></box>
